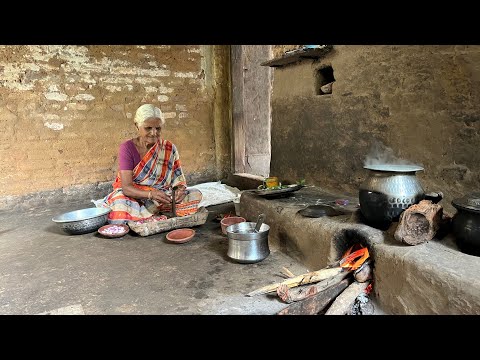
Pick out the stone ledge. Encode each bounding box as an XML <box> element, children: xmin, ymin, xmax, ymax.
<box><xmin>261</xmin><ymin>46</ymin><xmax>334</xmax><ymax>68</ymax></box>
<box><xmin>239</xmin><ymin>186</ymin><xmax>480</xmax><ymax>315</ymax></box>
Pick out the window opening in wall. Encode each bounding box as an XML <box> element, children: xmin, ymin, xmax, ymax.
<box><xmin>315</xmin><ymin>65</ymin><xmax>335</xmax><ymax>95</ymax></box>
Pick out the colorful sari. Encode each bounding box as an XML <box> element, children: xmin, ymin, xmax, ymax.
<box><xmin>102</xmin><ymin>139</ymin><xmax>202</xmax><ymax>224</ymax></box>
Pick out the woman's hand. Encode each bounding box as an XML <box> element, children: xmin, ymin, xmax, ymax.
<box><xmin>151</xmin><ymin>189</ymin><xmax>172</xmax><ymax>204</ymax></box>
<box><xmin>174</xmin><ymin>186</ymin><xmax>188</xmax><ymax>204</ymax></box>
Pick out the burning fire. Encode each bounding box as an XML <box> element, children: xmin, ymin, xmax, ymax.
<box><xmin>365</xmin><ymin>283</ymin><xmax>373</xmax><ymax>295</ymax></box>
<box><xmin>339</xmin><ymin>244</ymin><xmax>369</xmax><ymax>271</ymax></box>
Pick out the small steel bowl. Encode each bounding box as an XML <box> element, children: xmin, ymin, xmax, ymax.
<box><xmin>52</xmin><ymin>207</ymin><xmax>111</xmax><ymax>235</ymax></box>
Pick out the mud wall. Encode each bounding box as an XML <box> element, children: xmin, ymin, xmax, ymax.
<box><xmin>270</xmin><ymin>45</ymin><xmax>480</xmax><ymax>213</ymax></box>
<box><xmin>0</xmin><ymin>45</ymin><xmax>231</xmax><ymax>208</ymax></box>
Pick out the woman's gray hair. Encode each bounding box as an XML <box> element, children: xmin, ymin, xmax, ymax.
<box><xmin>134</xmin><ymin>104</ymin><xmax>165</xmax><ymax>127</ymax></box>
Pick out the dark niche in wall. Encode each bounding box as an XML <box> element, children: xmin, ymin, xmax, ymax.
<box><xmin>315</xmin><ymin>65</ymin><xmax>335</xmax><ymax>95</ymax></box>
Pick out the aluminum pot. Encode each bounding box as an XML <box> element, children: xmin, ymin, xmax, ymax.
<box><xmin>452</xmin><ymin>193</ymin><xmax>480</xmax><ymax>257</ymax></box>
<box><xmin>359</xmin><ymin>164</ymin><xmax>426</xmax><ymax>225</ymax></box>
<box><xmin>226</xmin><ymin>222</ymin><xmax>270</xmax><ymax>263</ymax></box>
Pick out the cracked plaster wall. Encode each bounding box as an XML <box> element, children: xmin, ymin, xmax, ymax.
<box><xmin>0</xmin><ymin>45</ymin><xmax>231</xmax><ymax>208</ymax></box>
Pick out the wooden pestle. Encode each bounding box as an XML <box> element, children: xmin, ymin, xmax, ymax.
<box><xmin>171</xmin><ymin>186</ymin><xmax>177</xmax><ymax>217</ymax></box>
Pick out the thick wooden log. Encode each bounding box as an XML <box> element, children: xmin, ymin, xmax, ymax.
<box><xmin>277</xmin><ymin>278</ymin><xmax>352</xmax><ymax>315</ymax></box>
<box><xmin>277</xmin><ymin>283</ymin><xmax>314</xmax><ymax>303</ymax></box>
<box><xmin>247</xmin><ymin>266</ymin><xmax>345</xmax><ymax>297</ymax></box>
<box><xmin>324</xmin><ymin>281</ymin><xmax>370</xmax><ymax>315</ymax></box>
<box><xmin>394</xmin><ymin>200</ymin><xmax>443</xmax><ymax>245</ymax></box>
<box><xmin>277</xmin><ymin>271</ymin><xmax>351</xmax><ymax>303</ymax></box>
<box><xmin>353</xmin><ymin>261</ymin><xmax>372</xmax><ymax>283</ymax></box>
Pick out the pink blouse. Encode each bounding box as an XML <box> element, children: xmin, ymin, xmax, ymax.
<box><xmin>118</xmin><ymin>139</ymin><xmax>141</xmax><ymax>171</ymax></box>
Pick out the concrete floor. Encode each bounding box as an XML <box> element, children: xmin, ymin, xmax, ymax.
<box><xmin>0</xmin><ymin>200</ymin><xmax>313</xmax><ymax>315</ymax></box>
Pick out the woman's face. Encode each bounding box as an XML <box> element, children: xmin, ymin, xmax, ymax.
<box><xmin>138</xmin><ymin>117</ymin><xmax>162</xmax><ymax>145</ymax></box>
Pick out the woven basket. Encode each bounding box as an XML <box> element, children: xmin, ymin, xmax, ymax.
<box><xmin>127</xmin><ymin>207</ymin><xmax>209</xmax><ymax>237</ymax></box>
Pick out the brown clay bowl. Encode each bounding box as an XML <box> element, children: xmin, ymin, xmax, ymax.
<box><xmin>166</xmin><ymin>228</ymin><xmax>195</xmax><ymax>243</ymax></box>
<box><xmin>220</xmin><ymin>216</ymin><xmax>246</xmax><ymax>235</ymax></box>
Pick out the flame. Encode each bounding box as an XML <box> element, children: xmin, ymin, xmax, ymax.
<box><xmin>365</xmin><ymin>283</ymin><xmax>373</xmax><ymax>295</ymax></box>
<box><xmin>339</xmin><ymin>244</ymin><xmax>369</xmax><ymax>271</ymax></box>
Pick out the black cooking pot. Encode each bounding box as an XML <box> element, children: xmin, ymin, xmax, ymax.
<box><xmin>359</xmin><ymin>164</ymin><xmax>425</xmax><ymax>227</ymax></box>
<box><xmin>451</xmin><ymin>193</ymin><xmax>480</xmax><ymax>257</ymax></box>
<box><xmin>359</xmin><ymin>164</ymin><xmax>442</xmax><ymax>228</ymax></box>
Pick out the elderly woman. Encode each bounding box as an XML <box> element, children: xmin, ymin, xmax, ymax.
<box><xmin>102</xmin><ymin>104</ymin><xmax>203</xmax><ymax>224</ymax></box>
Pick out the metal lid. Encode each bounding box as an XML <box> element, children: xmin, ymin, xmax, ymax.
<box><xmin>452</xmin><ymin>192</ymin><xmax>480</xmax><ymax>213</ymax></box>
<box><xmin>364</xmin><ymin>164</ymin><xmax>424</xmax><ymax>172</ymax></box>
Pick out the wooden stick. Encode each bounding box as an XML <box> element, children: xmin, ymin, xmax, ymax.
<box><xmin>277</xmin><ymin>271</ymin><xmax>351</xmax><ymax>303</ymax></box>
<box><xmin>277</xmin><ymin>278</ymin><xmax>352</xmax><ymax>315</ymax></box>
<box><xmin>247</xmin><ymin>266</ymin><xmax>345</xmax><ymax>297</ymax></box>
<box><xmin>281</xmin><ymin>267</ymin><xmax>295</xmax><ymax>278</ymax></box>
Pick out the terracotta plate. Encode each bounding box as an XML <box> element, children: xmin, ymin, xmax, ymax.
<box><xmin>166</xmin><ymin>228</ymin><xmax>196</xmax><ymax>243</ymax></box>
<box><xmin>98</xmin><ymin>224</ymin><xmax>129</xmax><ymax>238</ymax></box>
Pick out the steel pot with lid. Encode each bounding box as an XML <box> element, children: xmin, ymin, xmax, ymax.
<box><xmin>452</xmin><ymin>193</ymin><xmax>480</xmax><ymax>257</ymax></box>
<box><xmin>359</xmin><ymin>164</ymin><xmax>440</xmax><ymax>227</ymax></box>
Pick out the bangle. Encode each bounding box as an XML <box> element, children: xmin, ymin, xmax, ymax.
<box><xmin>148</xmin><ymin>190</ymin><xmax>152</xmax><ymax>200</ymax></box>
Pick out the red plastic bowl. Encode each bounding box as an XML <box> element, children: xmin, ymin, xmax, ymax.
<box><xmin>220</xmin><ymin>216</ymin><xmax>246</xmax><ymax>235</ymax></box>
<box><xmin>166</xmin><ymin>228</ymin><xmax>195</xmax><ymax>243</ymax></box>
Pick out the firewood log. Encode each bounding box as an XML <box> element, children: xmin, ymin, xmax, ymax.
<box><xmin>353</xmin><ymin>260</ymin><xmax>372</xmax><ymax>283</ymax></box>
<box><xmin>394</xmin><ymin>200</ymin><xmax>443</xmax><ymax>245</ymax></box>
<box><xmin>277</xmin><ymin>278</ymin><xmax>352</xmax><ymax>315</ymax></box>
<box><xmin>324</xmin><ymin>280</ymin><xmax>370</xmax><ymax>315</ymax></box>
<box><xmin>247</xmin><ymin>266</ymin><xmax>346</xmax><ymax>297</ymax></box>
<box><xmin>277</xmin><ymin>271</ymin><xmax>351</xmax><ymax>303</ymax></box>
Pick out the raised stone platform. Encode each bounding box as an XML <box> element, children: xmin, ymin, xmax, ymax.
<box><xmin>239</xmin><ymin>186</ymin><xmax>480</xmax><ymax>315</ymax></box>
